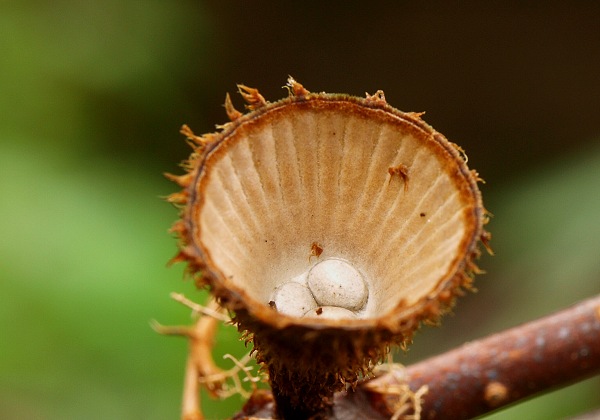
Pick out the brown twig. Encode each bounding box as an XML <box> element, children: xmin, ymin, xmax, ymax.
<box><xmin>363</xmin><ymin>294</ymin><xmax>600</xmax><ymax>419</ymax></box>
<box><xmin>237</xmin><ymin>294</ymin><xmax>600</xmax><ymax>419</ymax></box>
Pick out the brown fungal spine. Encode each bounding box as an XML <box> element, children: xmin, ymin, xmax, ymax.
<box><xmin>365</xmin><ymin>89</ymin><xmax>387</xmax><ymax>104</ymax></box>
<box><xmin>480</xmin><ymin>229</ymin><xmax>494</xmax><ymax>255</ymax></box>
<box><xmin>180</xmin><ymin>124</ymin><xmax>208</xmax><ymax>149</ymax></box>
<box><xmin>167</xmin><ymin>77</ymin><xmax>489</xmax><ymax>418</ymax></box>
<box><xmin>237</xmin><ymin>84</ymin><xmax>267</xmax><ymax>109</ymax></box>
<box><xmin>286</xmin><ymin>76</ymin><xmax>310</xmax><ymax>97</ymax></box>
<box><xmin>224</xmin><ymin>93</ymin><xmax>243</xmax><ymax>121</ymax></box>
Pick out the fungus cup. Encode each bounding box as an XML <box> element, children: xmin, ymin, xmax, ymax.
<box><xmin>168</xmin><ymin>78</ymin><xmax>489</xmax><ymax>418</ymax></box>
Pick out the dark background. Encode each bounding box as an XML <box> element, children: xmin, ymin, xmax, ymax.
<box><xmin>1</xmin><ymin>1</ymin><xmax>598</xmax><ymax>418</ymax></box>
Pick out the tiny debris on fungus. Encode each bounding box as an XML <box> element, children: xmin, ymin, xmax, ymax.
<box><xmin>388</xmin><ymin>164</ymin><xmax>410</xmax><ymax>192</ymax></box>
<box><xmin>309</xmin><ymin>241</ymin><xmax>323</xmax><ymax>262</ymax></box>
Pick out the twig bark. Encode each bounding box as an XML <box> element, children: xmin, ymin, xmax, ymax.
<box><xmin>237</xmin><ymin>294</ymin><xmax>600</xmax><ymax>419</ymax></box>
<box><xmin>363</xmin><ymin>294</ymin><xmax>600</xmax><ymax>419</ymax></box>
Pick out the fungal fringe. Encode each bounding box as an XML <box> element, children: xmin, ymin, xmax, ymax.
<box><xmin>285</xmin><ymin>76</ymin><xmax>310</xmax><ymax>97</ymax></box>
<box><xmin>365</xmin><ymin>90</ymin><xmax>387</xmax><ymax>104</ymax></box>
<box><xmin>237</xmin><ymin>84</ymin><xmax>267</xmax><ymax>110</ymax></box>
<box><xmin>224</xmin><ymin>93</ymin><xmax>243</xmax><ymax>122</ymax></box>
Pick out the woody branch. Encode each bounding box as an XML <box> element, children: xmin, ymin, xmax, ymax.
<box><xmin>360</xmin><ymin>293</ymin><xmax>600</xmax><ymax>419</ymax></box>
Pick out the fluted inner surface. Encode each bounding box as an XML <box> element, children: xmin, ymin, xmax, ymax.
<box><xmin>196</xmin><ymin>105</ymin><xmax>470</xmax><ymax>318</ymax></box>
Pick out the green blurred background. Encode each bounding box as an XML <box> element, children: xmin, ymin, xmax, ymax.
<box><xmin>1</xmin><ymin>1</ymin><xmax>599</xmax><ymax>419</ymax></box>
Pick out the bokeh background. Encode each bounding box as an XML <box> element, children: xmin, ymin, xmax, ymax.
<box><xmin>1</xmin><ymin>1</ymin><xmax>599</xmax><ymax>419</ymax></box>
